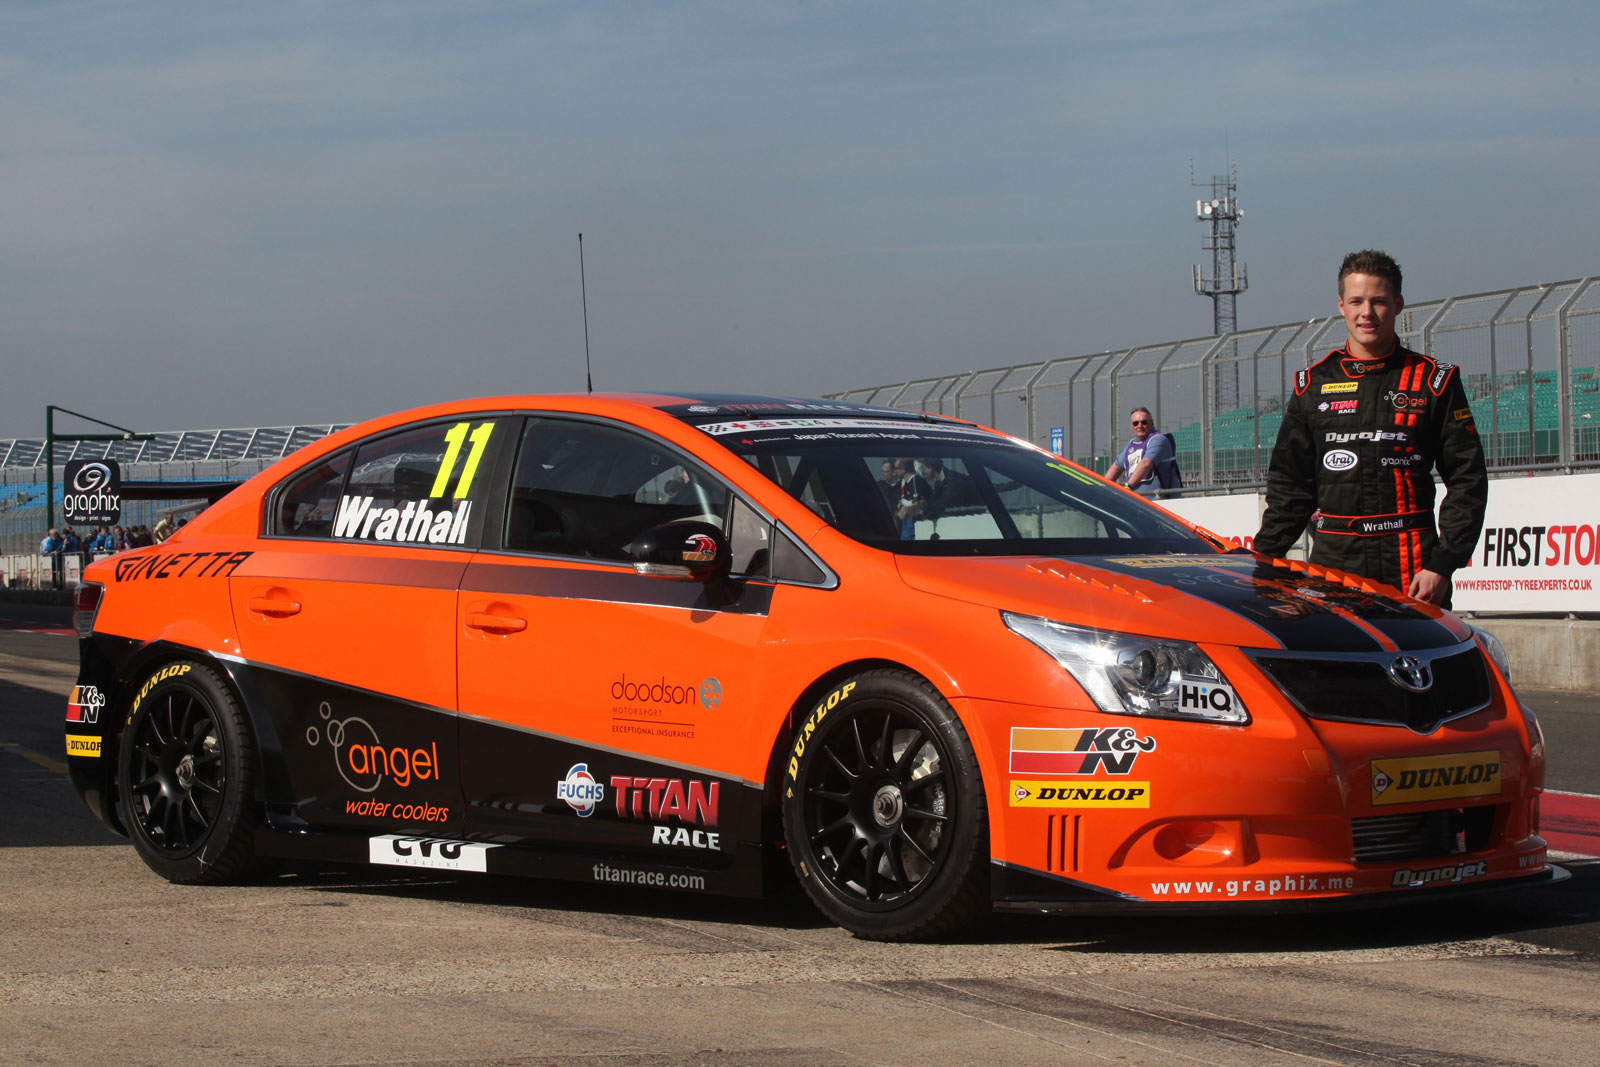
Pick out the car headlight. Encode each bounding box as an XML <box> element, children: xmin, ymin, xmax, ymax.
<box><xmin>1002</xmin><ymin>612</ymin><xmax>1249</xmax><ymax>724</ymax></box>
<box><xmin>1470</xmin><ymin>625</ymin><xmax>1511</xmax><ymax>685</ymax></box>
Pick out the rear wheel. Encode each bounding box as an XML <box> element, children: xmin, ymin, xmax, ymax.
<box><xmin>117</xmin><ymin>661</ymin><xmax>260</xmax><ymax>884</ymax></box>
<box><xmin>781</xmin><ymin>669</ymin><xmax>989</xmax><ymax>940</ymax></box>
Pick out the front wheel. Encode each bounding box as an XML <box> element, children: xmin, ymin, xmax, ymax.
<box><xmin>781</xmin><ymin>669</ymin><xmax>989</xmax><ymax>940</ymax></box>
<box><xmin>117</xmin><ymin>661</ymin><xmax>260</xmax><ymax>884</ymax></box>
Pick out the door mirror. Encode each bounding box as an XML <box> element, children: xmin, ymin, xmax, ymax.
<box><xmin>629</xmin><ymin>521</ymin><xmax>730</xmax><ymax>583</ymax></box>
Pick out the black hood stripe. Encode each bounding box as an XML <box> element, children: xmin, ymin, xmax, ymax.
<box><xmin>1078</xmin><ymin>556</ymin><xmax>1460</xmax><ymax>652</ymax></box>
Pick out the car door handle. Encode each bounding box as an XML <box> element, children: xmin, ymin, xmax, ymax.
<box><xmin>467</xmin><ymin>612</ymin><xmax>527</xmax><ymax>634</ymax></box>
<box><xmin>248</xmin><ymin>596</ymin><xmax>302</xmax><ymax>617</ymax></box>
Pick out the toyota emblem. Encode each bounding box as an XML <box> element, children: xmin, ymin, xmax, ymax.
<box><xmin>1386</xmin><ymin>655</ymin><xmax>1433</xmax><ymax>692</ymax></box>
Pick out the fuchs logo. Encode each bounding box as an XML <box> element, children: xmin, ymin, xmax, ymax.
<box><xmin>557</xmin><ymin>763</ymin><xmax>605</xmax><ymax>816</ymax></box>
<box><xmin>1325</xmin><ymin>430</ymin><xmax>1407</xmax><ymax>443</ymax></box>
<box><xmin>1385</xmin><ymin>390</ymin><xmax>1428</xmax><ymax>412</ymax></box>
<box><xmin>1323</xmin><ymin>449</ymin><xmax>1358</xmax><ymax>471</ymax></box>
<box><xmin>1178</xmin><ymin>681</ymin><xmax>1237</xmax><ymax>715</ymax></box>
<box><xmin>681</xmin><ymin>533</ymin><xmax>717</xmax><ymax>562</ymax></box>
<box><xmin>611</xmin><ymin>776</ymin><xmax>720</xmax><ymax>825</ymax></box>
<box><xmin>66</xmin><ymin>685</ymin><xmax>106</xmax><ymax>724</ymax></box>
<box><xmin>1009</xmin><ymin>726</ymin><xmax>1157</xmax><ymax>775</ymax></box>
<box><xmin>332</xmin><ymin>496</ymin><xmax>471</xmax><ymax>544</ymax></box>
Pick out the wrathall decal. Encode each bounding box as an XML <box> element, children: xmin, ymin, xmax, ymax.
<box><xmin>332</xmin><ymin>495</ymin><xmax>472</xmax><ymax>544</ymax></box>
<box><xmin>1325</xmin><ymin>430</ymin><xmax>1407</xmax><ymax>443</ymax></box>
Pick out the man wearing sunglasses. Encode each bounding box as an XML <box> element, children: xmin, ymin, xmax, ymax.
<box><xmin>1105</xmin><ymin>407</ymin><xmax>1181</xmax><ymax>498</ymax></box>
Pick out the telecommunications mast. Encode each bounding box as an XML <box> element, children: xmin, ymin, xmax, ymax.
<box><xmin>1191</xmin><ymin>159</ymin><xmax>1246</xmax><ymax>336</ymax></box>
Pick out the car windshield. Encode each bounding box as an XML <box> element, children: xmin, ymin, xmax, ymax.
<box><xmin>705</xmin><ymin>417</ymin><xmax>1214</xmax><ymax>556</ymax></box>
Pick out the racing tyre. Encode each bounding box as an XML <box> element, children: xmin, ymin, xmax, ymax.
<box><xmin>781</xmin><ymin>669</ymin><xmax>989</xmax><ymax>940</ymax></box>
<box><xmin>117</xmin><ymin>661</ymin><xmax>260</xmax><ymax>884</ymax></box>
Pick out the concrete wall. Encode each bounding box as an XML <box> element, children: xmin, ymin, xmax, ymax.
<box><xmin>1473</xmin><ymin>618</ymin><xmax>1600</xmax><ymax>693</ymax></box>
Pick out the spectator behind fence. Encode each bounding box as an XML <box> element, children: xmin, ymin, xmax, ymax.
<box><xmin>154</xmin><ymin>513</ymin><xmax>176</xmax><ymax>542</ymax></box>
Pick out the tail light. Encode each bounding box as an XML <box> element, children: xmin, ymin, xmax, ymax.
<box><xmin>73</xmin><ymin>582</ymin><xmax>104</xmax><ymax>638</ymax></box>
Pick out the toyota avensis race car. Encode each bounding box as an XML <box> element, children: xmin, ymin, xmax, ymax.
<box><xmin>65</xmin><ymin>394</ymin><xmax>1559</xmax><ymax>939</ymax></box>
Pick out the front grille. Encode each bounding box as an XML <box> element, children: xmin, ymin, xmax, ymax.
<box><xmin>1252</xmin><ymin>645</ymin><xmax>1492</xmax><ymax>733</ymax></box>
<box><xmin>1352</xmin><ymin>805</ymin><xmax>1496</xmax><ymax>863</ymax></box>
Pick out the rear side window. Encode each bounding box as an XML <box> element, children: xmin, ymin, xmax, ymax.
<box><xmin>274</xmin><ymin>451</ymin><xmax>352</xmax><ymax>537</ymax></box>
<box><xmin>284</xmin><ymin>418</ymin><xmax>506</xmax><ymax>547</ymax></box>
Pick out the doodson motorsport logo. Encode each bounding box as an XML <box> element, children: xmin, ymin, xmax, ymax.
<box><xmin>610</xmin><ymin>674</ymin><xmax>723</xmax><ymax>710</ymax></box>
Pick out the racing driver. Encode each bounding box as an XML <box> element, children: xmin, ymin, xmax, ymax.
<box><xmin>1255</xmin><ymin>250</ymin><xmax>1488</xmax><ymax>607</ymax></box>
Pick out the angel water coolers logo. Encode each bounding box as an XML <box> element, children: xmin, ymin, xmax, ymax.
<box><xmin>62</xmin><ymin>461</ymin><xmax>122</xmax><ymax>525</ymax></box>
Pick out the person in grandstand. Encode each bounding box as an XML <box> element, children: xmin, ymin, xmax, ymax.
<box><xmin>1104</xmin><ymin>407</ymin><xmax>1181</xmax><ymax>497</ymax></box>
<box><xmin>1254</xmin><ymin>250</ymin><xmax>1488</xmax><ymax>608</ymax></box>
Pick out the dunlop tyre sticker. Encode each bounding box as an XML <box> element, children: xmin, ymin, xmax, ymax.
<box><xmin>786</xmin><ymin>681</ymin><xmax>857</xmax><ymax>781</ymax></box>
<box><xmin>128</xmin><ymin>664</ymin><xmax>192</xmax><ymax>723</ymax></box>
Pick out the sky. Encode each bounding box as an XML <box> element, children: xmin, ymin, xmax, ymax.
<box><xmin>2</xmin><ymin>0</ymin><xmax>1597</xmax><ymax>438</ymax></box>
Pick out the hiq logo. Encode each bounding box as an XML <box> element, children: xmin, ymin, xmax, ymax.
<box><xmin>1178</xmin><ymin>681</ymin><xmax>1236</xmax><ymax>715</ymax></box>
<box><xmin>557</xmin><ymin>763</ymin><xmax>605</xmax><ymax>817</ymax></box>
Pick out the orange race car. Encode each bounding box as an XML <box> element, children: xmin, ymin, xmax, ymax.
<box><xmin>64</xmin><ymin>394</ymin><xmax>1560</xmax><ymax>939</ymax></box>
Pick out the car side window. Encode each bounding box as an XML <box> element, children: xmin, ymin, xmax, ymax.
<box><xmin>327</xmin><ymin>418</ymin><xmax>506</xmax><ymax>547</ymax></box>
<box><xmin>726</xmin><ymin>496</ymin><xmax>827</xmax><ymax>584</ymax></box>
<box><xmin>273</xmin><ymin>451</ymin><xmax>353</xmax><ymax>537</ymax></box>
<box><xmin>504</xmin><ymin>418</ymin><xmax>728</xmax><ymax>562</ymax></box>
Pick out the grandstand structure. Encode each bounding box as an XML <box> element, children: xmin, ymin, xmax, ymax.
<box><xmin>829</xmin><ymin>276</ymin><xmax>1600</xmax><ymax>486</ymax></box>
<box><xmin>1</xmin><ymin>424</ymin><xmax>350</xmax><ymax>553</ymax></box>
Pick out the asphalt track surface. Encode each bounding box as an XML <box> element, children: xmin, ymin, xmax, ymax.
<box><xmin>2</xmin><ymin>621</ymin><xmax>1597</xmax><ymax>1067</ymax></box>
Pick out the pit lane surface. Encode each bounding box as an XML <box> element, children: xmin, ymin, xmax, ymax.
<box><xmin>2</xmin><ymin>626</ymin><xmax>1597</xmax><ymax>1067</ymax></box>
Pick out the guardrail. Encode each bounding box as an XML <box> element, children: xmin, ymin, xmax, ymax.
<box><xmin>828</xmin><ymin>276</ymin><xmax>1600</xmax><ymax>489</ymax></box>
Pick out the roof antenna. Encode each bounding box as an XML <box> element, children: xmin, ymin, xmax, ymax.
<box><xmin>579</xmin><ymin>233</ymin><xmax>594</xmax><ymax>394</ymax></box>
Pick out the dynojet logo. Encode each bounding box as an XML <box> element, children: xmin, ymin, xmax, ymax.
<box><xmin>1370</xmin><ymin>750</ymin><xmax>1500</xmax><ymax>806</ymax></box>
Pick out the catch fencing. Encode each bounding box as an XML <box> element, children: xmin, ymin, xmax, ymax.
<box><xmin>827</xmin><ymin>277</ymin><xmax>1600</xmax><ymax>487</ymax></box>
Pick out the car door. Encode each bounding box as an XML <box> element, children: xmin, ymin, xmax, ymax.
<box><xmin>456</xmin><ymin>415</ymin><xmax>783</xmax><ymax>859</ymax></box>
<box><xmin>228</xmin><ymin>415</ymin><xmax>512</xmax><ymax>836</ymax></box>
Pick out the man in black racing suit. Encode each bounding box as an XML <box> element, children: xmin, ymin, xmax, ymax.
<box><xmin>1255</xmin><ymin>250</ymin><xmax>1487</xmax><ymax>607</ymax></box>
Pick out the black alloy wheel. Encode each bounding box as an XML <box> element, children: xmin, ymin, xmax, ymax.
<box><xmin>781</xmin><ymin>669</ymin><xmax>989</xmax><ymax>940</ymax></box>
<box><xmin>118</xmin><ymin>661</ymin><xmax>260</xmax><ymax>884</ymax></box>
